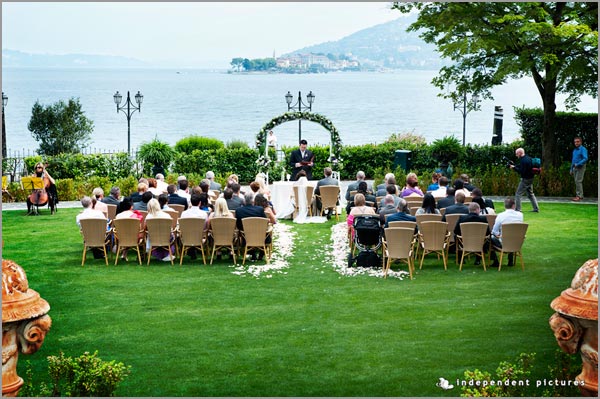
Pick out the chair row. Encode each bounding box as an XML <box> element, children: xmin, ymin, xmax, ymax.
<box><xmin>80</xmin><ymin>216</ymin><xmax>273</xmax><ymax>267</ymax></box>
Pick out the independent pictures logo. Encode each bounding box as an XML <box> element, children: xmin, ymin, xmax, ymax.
<box><xmin>437</xmin><ymin>377</ymin><xmax>454</xmax><ymax>390</ymax></box>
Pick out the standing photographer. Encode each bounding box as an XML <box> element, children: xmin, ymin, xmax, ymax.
<box><xmin>509</xmin><ymin>148</ymin><xmax>540</xmax><ymax>213</ymax></box>
<box><xmin>570</xmin><ymin>136</ymin><xmax>588</xmax><ymax>201</ymax></box>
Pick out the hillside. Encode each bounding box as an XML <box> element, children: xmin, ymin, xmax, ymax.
<box><xmin>285</xmin><ymin>16</ymin><xmax>444</xmax><ymax>70</ymax></box>
<box><xmin>2</xmin><ymin>49</ymin><xmax>148</xmax><ymax>68</ymax></box>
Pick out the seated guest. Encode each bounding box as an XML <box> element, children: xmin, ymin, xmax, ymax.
<box><xmin>254</xmin><ymin>173</ymin><xmax>271</xmax><ymax>199</ymax></box>
<box><xmin>167</xmin><ymin>184</ymin><xmax>189</xmax><ymax>210</ymax></box>
<box><xmin>76</xmin><ymin>196</ymin><xmax>107</xmax><ymax>259</ymax></box>
<box><xmin>431</xmin><ymin>176</ymin><xmax>450</xmax><ymax>198</ymax></box>
<box><xmin>133</xmin><ymin>191</ymin><xmax>153</xmax><ymax>211</ymax></box>
<box><xmin>231</xmin><ymin>182</ymin><xmax>245</xmax><ymax>200</ymax></box>
<box><xmin>491</xmin><ymin>197</ymin><xmax>523</xmax><ymax>267</ymax></box>
<box><xmin>226</xmin><ymin>174</ymin><xmax>239</xmax><ymax>188</ymax></box>
<box><xmin>177</xmin><ymin>179</ymin><xmax>191</xmax><ymax>205</ymax></box>
<box><xmin>130</xmin><ymin>182</ymin><xmax>148</xmax><ymax>203</ymax></box>
<box><xmin>314</xmin><ymin>167</ymin><xmax>338</xmax><ymax>215</ymax></box>
<box><xmin>415</xmin><ymin>193</ymin><xmax>441</xmax><ymax>215</ymax></box>
<box><xmin>473</xmin><ymin>197</ymin><xmax>495</xmax><ymax>215</ymax></box>
<box><xmin>224</xmin><ymin>187</ymin><xmax>244</xmax><ymax>211</ymax></box>
<box><xmin>145</xmin><ymin>198</ymin><xmax>174</xmax><ymax>261</ymax></box>
<box><xmin>235</xmin><ymin>192</ymin><xmax>269</xmax><ymax>261</ymax></box>
<box><xmin>376</xmin><ymin>173</ymin><xmax>397</xmax><ymax>196</ymax></box>
<box><xmin>384</xmin><ymin>198</ymin><xmax>416</xmax><ymax>228</ymax></box>
<box><xmin>114</xmin><ymin>197</ymin><xmax>145</xmax><ymax>261</ymax></box>
<box><xmin>345</xmin><ymin>171</ymin><xmax>372</xmax><ymax>201</ymax></box>
<box><xmin>147</xmin><ymin>178</ymin><xmax>163</xmax><ymax>197</ymax></box>
<box><xmin>437</xmin><ymin>187</ymin><xmax>456</xmax><ymax>210</ymax></box>
<box><xmin>471</xmin><ymin>187</ymin><xmax>495</xmax><ymax>210</ymax></box>
<box><xmin>442</xmin><ymin>191</ymin><xmax>469</xmax><ymax>220</ymax></box>
<box><xmin>378</xmin><ymin>184</ymin><xmax>401</xmax><ymax>209</ymax></box>
<box><xmin>102</xmin><ymin>186</ymin><xmax>121</xmax><ymax>206</ymax></box>
<box><xmin>91</xmin><ymin>187</ymin><xmax>108</xmax><ymax>214</ymax></box>
<box><xmin>255</xmin><ymin>193</ymin><xmax>277</xmax><ymax>225</ymax></box>
<box><xmin>453</xmin><ymin>178</ymin><xmax>471</xmax><ymax>198</ymax></box>
<box><xmin>378</xmin><ymin>194</ymin><xmax>398</xmax><ymax>225</ymax></box>
<box><xmin>401</xmin><ymin>173</ymin><xmax>424</xmax><ymax>198</ymax></box>
<box><xmin>158</xmin><ymin>193</ymin><xmax>174</xmax><ymax>211</ymax></box>
<box><xmin>181</xmin><ymin>194</ymin><xmax>209</xmax><ymax>219</ymax></box>
<box><xmin>206</xmin><ymin>197</ymin><xmax>234</xmax><ymax>231</ymax></box>
<box><xmin>461</xmin><ymin>173</ymin><xmax>476</xmax><ymax>191</ymax></box>
<box><xmin>206</xmin><ymin>170</ymin><xmax>222</xmax><ymax>191</ymax></box>
<box><xmin>198</xmin><ymin>193</ymin><xmax>212</xmax><ymax>213</ymax></box>
<box><xmin>427</xmin><ymin>172</ymin><xmax>441</xmax><ymax>191</ymax></box>
<box><xmin>347</xmin><ymin>193</ymin><xmax>376</xmax><ymax>227</ymax></box>
<box><xmin>155</xmin><ymin>173</ymin><xmax>169</xmax><ymax>193</ymax></box>
<box><xmin>346</xmin><ymin>181</ymin><xmax>377</xmax><ymax>214</ymax></box>
<box><xmin>454</xmin><ymin>202</ymin><xmax>491</xmax><ymax>265</ymax></box>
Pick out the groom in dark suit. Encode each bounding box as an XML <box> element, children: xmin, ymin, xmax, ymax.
<box><xmin>289</xmin><ymin>139</ymin><xmax>314</xmax><ymax>180</ymax></box>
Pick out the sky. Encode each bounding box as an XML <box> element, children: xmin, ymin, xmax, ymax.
<box><xmin>2</xmin><ymin>2</ymin><xmax>401</xmax><ymax>68</ymax></box>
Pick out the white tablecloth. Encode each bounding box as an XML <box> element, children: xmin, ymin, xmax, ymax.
<box><xmin>271</xmin><ymin>181</ymin><xmax>317</xmax><ymax>218</ymax></box>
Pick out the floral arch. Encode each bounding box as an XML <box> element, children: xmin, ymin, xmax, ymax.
<box><xmin>256</xmin><ymin>111</ymin><xmax>343</xmax><ymax>165</ymax></box>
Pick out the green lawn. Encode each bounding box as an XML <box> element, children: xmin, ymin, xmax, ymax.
<box><xmin>2</xmin><ymin>202</ymin><xmax>597</xmax><ymax>396</ymax></box>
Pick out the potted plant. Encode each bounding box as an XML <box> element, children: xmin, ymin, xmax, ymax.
<box><xmin>137</xmin><ymin>138</ymin><xmax>175</xmax><ymax>176</ymax></box>
<box><xmin>429</xmin><ymin>136</ymin><xmax>465</xmax><ymax>178</ymax></box>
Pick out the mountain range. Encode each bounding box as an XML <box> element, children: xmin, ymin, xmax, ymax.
<box><xmin>285</xmin><ymin>15</ymin><xmax>445</xmax><ymax>70</ymax></box>
<box><xmin>2</xmin><ymin>49</ymin><xmax>149</xmax><ymax>68</ymax></box>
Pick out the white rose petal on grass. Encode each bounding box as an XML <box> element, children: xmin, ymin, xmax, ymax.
<box><xmin>231</xmin><ymin>223</ymin><xmax>296</xmax><ymax>278</ymax></box>
<box><xmin>326</xmin><ymin>222</ymin><xmax>410</xmax><ymax>280</ymax></box>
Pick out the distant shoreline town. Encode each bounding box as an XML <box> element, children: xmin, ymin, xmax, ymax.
<box><xmin>229</xmin><ymin>53</ymin><xmax>366</xmax><ymax>74</ymax></box>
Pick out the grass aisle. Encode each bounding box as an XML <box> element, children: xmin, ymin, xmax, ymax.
<box><xmin>1</xmin><ymin>203</ymin><xmax>597</xmax><ymax>396</ymax></box>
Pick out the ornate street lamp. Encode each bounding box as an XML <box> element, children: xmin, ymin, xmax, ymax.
<box><xmin>285</xmin><ymin>90</ymin><xmax>315</xmax><ymax>143</ymax></box>
<box><xmin>113</xmin><ymin>90</ymin><xmax>143</xmax><ymax>155</ymax></box>
<box><xmin>2</xmin><ymin>92</ymin><xmax>7</xmax><ymax>159</ymax></box>
<box><xmin>454</xmin><ymin>91</ymin><xmax>480</xmax><ymax>146</ymax></box>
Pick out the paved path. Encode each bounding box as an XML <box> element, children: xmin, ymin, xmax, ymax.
<box><xmin>2</xmin><ymin>180</ymin><xmax>595</xmax><ymax>211</ymax></box>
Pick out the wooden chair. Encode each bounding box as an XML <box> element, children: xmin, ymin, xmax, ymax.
<box><xmin>106</xmin><ymin>203</ymin><xmax>117</xmax><ymax>221</ymax></box>
<box><xmin>492</xmin><ymin>223</ymin><xmax>528</xmax><ymax>271</ymax></box>
<box><xmin>79</xmin><ymin>218</ymin><xmax>110</xmax><ymax>266</ymax></box>
<box><xmin>456</xmin><ymin>222</ymin><xmax>489</xmax><ymax>271</ymax></box>
<box><xmin>417</xmin><ymin>221</ymin><xmax>450</xmax><ymax>270</ymax></box>
<box><xmin>439</xmin><ymin>207</ymin><xmax>446</xmax><ymax>216</ymax></box>
<box><xmin>240</xmin><ymin>217</ymin><xmax>272</xmax><ymax>265</ymax></box>
<box><xmin>388</xmin><ymin>221</ymin><xmax>417</xmax><ymax>230</ymax></box>
<box><xmin>145</xmin><ymin>217</ymin><xmax>175</xmax><ymax>265</ymax></box>
<box><xmin>383</xmin><ymin>227</ymin><xmax>415</xmax><ymax>279</ymax></box>
<box><xmin>168</xmin><ymin>203</ymin><xmax>185</xmax><ymax>217</ymax></box>
<box><xmin>164</xmin><ymin>209</ymin><xmax>180</xmax><ymax>231</ymax></box>
<box><xmin>293</xmin><ymin>185</ymin><xmax>315</xmax><ymax>217</ymax></box>
<box><xmin>407</xmin><ymin>200</ymin><xmax>423</xmax><ymax>211</ymax></box>
<box><xmin>113</xmin><ymin>218</ymin><xmax>144</xmax><ymax>265</ymax></box>
<box><xmin>138</xmin><ymin>210</ymin><xmax>148</xmax><ymax>225</ymax></box>
<box><xmin>443</xmin><ymin>213</ymin><xmax>462</xmax><ymax>259</ymax></box>
<box><xmin>484</xmin><ymin>214</ymin><xmax>497</xmax><ymax>231</ymax></box>
<box><xmin>178</xmin><ymin>217</ymin><xmax>207</xmax><ymax>265</ymax></box>
<box><xmin>415</xmin><ymin>214</ymin><xmax>443</xmax><ymax>230</ymax></box>
<box><xmin>314</xmin><ymin>185</ymin><xmax>340</xmax><ymax>221</ymax></box>
<box><xmin>209</xmin><ymin>217</ymin><xmax>238</xmax><ymax>264</ymax></box>
<box><xmin>408</xmin><ymin>207</ymin><xmax>418</xmax><ymax>216</ymax></box>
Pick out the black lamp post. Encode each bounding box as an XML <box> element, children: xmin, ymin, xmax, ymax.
<box><xmin>113</xmin><ymin>90</ymin><xmax>143</xmax><ymax>155</ymax></box>
<box><xmin>285</xmin><ymin>90</ymin><xmax>315</xmax><ymax>143</ymax></box>
<box><xmin>453</xmin><ymin>91</ymin><xmax>480</xmax><ymax>146</ymax></box>
<box><xmin>2</xmin><ymin>92</ymin><xmax>7</xmax><ymax>159</ymax></box>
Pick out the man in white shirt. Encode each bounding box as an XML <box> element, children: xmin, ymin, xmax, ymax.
<box><xmin>431</xmin><ymin>176</ymin><xmax>449</xmax><ymax>198</ymax></box>
<box><xmin>76</xmin><ymin>196</ymin><xmax>107</xmax><ymax>259</ymax></box>
<box><xmin>155</xmin><ymin>173</ymin><xmax>169</xmax><ymax>193</ymax></box>
<box><xmin>180</xmin><ymin>194</ymin><xmax>208</xmax><ymax>261</ymax></box>
<box><xmin>176</xmin><ymin>179</ymin><xmax>192</xmax><ymax>206</ymax></box>
<box><xmin>491</xmin><ymin>197</ymin><xmax>524</xmax><ymax>267</ymax></box>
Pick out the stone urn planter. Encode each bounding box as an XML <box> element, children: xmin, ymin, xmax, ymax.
<box><xmin>2</xmin><ymin>259</ymin><xmax>52</xmax><ymax>397</ymax></box>
<box><xmin>549</xmin><ymin>258</ymin><xmax>598</xmax><ymax>397</ymax></box>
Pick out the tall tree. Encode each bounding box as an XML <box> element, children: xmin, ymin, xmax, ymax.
<box><xmin>230</xmin><ymin>57</ymin><xmax>244</xmax><ymax>72</ymax></box>
<box><xmin>28</xmin><ymin>98</ymin><xmax>94</xmax><ymax>156</ymax></box>
<box><xmin>392</xmin><ymin>2</ymin><xmax>598</xmax><ymax>167</ymax></box>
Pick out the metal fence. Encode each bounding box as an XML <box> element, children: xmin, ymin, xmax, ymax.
<box><xmin>2</xmin><ymin>147</ymin><xmax>133</xmax><ymax>183</ymax></box>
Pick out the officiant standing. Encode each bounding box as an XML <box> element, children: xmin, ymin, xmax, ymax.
<box><xmin>290</xmin><ymin>139</ymin><xmax>314</xmax><ymax>180</ymax></box>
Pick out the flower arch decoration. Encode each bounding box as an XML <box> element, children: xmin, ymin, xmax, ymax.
<box><xmin>256</xmin><ymin>112</ymin><xmax>343</xmax><ymax>166</ymax></box>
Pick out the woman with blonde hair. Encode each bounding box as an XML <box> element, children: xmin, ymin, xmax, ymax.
<box><xmin>206</xmin><ymin>197</ymin><xmax>234</xmax><ymax>230</ymax></box>
<box><xmin>347</xmin><ymin>193</ymin><xmax>376</xmax><ymax>228</ymax></box>
<box><xmin>145</xmin><ymin>198</ymin><xmax>174</xmax><ymax>261</ymax></box>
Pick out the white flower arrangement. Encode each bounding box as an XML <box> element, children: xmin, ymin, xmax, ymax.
<box><xmin>255</xmin><ymin>155</ymin><xmax>271</xmax><ymax>169</ymax></box>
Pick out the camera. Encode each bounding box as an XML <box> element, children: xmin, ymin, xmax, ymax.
<box><xmin>501</xmin><ymin>156</ymin><xmax>514</xmax><ymax>168</ymax></box>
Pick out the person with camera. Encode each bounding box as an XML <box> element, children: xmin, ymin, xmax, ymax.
<box><xmin>570</xmin><ymin>137</ymin><xmax>588</xmax><ymax>201</ymax></box>
<box><xmin>509</xmin><ymin>148</ymin><xmax>540</xmax><ymax>213</ymax></box>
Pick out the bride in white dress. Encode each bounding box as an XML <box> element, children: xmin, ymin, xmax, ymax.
<box><xmin>277</xmin><ymin>172</ymin><xmax>327</xmax><ymax>224</ymax></box>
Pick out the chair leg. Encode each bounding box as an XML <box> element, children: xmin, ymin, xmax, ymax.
<box><xmin>82</xmin><ymin>246</ymin><xmax>87</xmax><ymax>266</ymax></box>
<box><xmin>441</xmin><ymin>250</ymin><xmax>447</xmax><ymax>270</ymax></box>
<box><xmin>147</xmin><ymin>247</ymin><xmax>152</xmax><ymax>265</ymax></box>
<box><xmin>480</xmin><ymin>251</ymin><xmax>486</xmax><ymax>271</ymax></box>
<box><xmin>459</xmin><ymin>251</ymin><xmax>465</xmax><ymax>271</ymax></box>
<box><xmin>135</xmin><ymin>246</ymin><xmax>142</xmax><ymax>265</ymax></box>
<box><xmin>115</xmin><ymin>246</ymin><xmax>121</xmax><ymax>266</ymax></box>
<box><xmin>419</xmin><ymin>249</ymin><xmax>426</xmax><ymax>270</ymax></box>
<box><xmin>242</xmin><ymin>247</ymin><xmax>248</xmax><ymax>265</ymax></box>
<box><xmin>498</xmin><ymin>251</ymin><xmax>504</xmax><ymax>271</ymax></box>
<box><xmin>180</xmin><ymin>246</ymin><xmax>186</xmax><ymax>265</ymax></box>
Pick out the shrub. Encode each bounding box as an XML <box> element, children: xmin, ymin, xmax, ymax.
<box><xmin>19</xmin><ymin>351</ymin><xmax>131</xmax><ymax>397</ymax></box>
<box><xmin>460</xmin><ymin>353</ymin><xmax>535</xmax><ymax>397</ymax></box>
<box><xmin>174</xmin><ymin>135</ymin><xmax>224</xmax><ymax>154</ymax></box>
<box><xmin>137</xmin><ymin>138</ymin><xmax>175</xmax><ymax>176</ymax></box>
<box><xmin>226</xmin><ymin>139</ymin><xmax>250</xmax><ymax>149</ymax></box>
<box><xmin>385</xmin><ymin>131</ymin><xmax>427</xmax><ymax>145</ymax></box>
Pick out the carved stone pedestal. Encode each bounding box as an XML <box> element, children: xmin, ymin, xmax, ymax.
<box><xmin>2</xmin><ymin>260</ymin><xmax>52</xmax><ymax>397</ymax></box>
<box><xmin>549</xmin><ymin>258</ymin><xmax>598</xmax><ymax>397</ymax></box>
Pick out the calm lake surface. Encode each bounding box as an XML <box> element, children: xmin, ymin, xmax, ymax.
<box><xmin>2</xmin><ymin>67</ymin><xmax>597</xmax><ymax>153</ymax></box>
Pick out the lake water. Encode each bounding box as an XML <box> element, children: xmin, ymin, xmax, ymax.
<box><xmin>2</xmin><ymin>67</ymin><xmax>597</xmax><ymax>153</ymax></box>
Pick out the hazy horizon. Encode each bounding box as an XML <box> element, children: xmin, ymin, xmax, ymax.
<box><xmin>2</xmin><ymin>2</ymin><xmax>402</xmax><ymax>69</ymax></box>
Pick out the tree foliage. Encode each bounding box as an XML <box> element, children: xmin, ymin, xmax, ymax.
<box><xmin>28</xmin><ymin>97</ymin><xmax>94</xmax><ymax>156</ymax></box>
<box><xmin>392</xmin><ymin>2</ymin><xmax>598</xmax><ymax>167</ymax></box>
